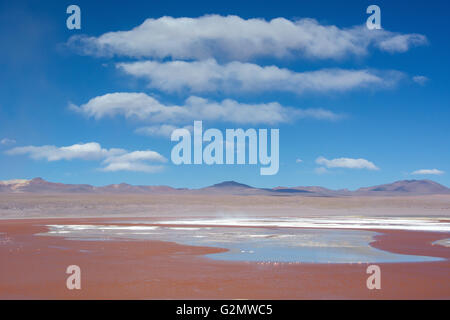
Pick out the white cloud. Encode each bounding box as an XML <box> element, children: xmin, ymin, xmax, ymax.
<box><xmin>296</xmin><ymin>108</ymin><xmax>343</xmax><ymax>121</ymax></box>
<box><xmin>412</xmin><ymin>169</ymin><xmax>444</xmax><ymax>175</ymax></box>
<box><xmin>101</xmin><ymin>150</ymin><xmax>167</xmax><ymax>173</ymax></box>
<box><xmin>5</xmin><ymin>142</ymin><xmax>124</xmax><ymax>161</ymax></box>
<box><xmin>71</xmin><ymin>92</ymin><xmax>342</xmax><ymax>125</ymax></box>
<box><xmin>68</xmin><ymin>15</ymin><xmax>427</xmax><ymax>60</ymax></box>
<box><xmin>0</xmin><ymin>138</ymin><xmax>16</xmax><ymax>145</ymax></box>
<box><xmin>296</xmin><ymin>159</ymin><xmax>303</xmax><ymax>163</ymax></box>
<box><xmin>5</xmin><ymin>142</ymin><xmax>167</xmax><ymax>173</ymax></box>
<box><xmin>376</xmin><ymin>34</ymin><xmax>427</xmax><ymax>53</ymax></box>
<box><xmin>100</xmin><ymin>162</ymin><xmax>164</xmax><ymax>173</ymax></box>
<box><xmin>314</xmin><ymin>167</ymin><xmax>328</xmax><ymax>174</ymax></box>
<box><xmin>117</xmin><ymin>60</ymin><xmax>402</xmax><ymax>94</ymax></box>
<box><xmin>316</xmin><ymin>156</ymin><xmax>379</xmax><ymax>170</ymax></box>
<box><xmin>103</xmin><ymin>150</ymin><xmax>167</xmax><ymax>164</ymax></box>
<box><xmin>412</xmin><ymin>75</ymin><xmax>429</xmax><ymax>85</ymax></box>
<box><xmin>135</xmin><ymin>124</ymin><xmax>193</xmax><ymax>138</ymax></box>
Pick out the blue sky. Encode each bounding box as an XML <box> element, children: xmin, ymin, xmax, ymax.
<box><xmin>0</xmin><ymin>0</ymin><xmax>449</xmax><ymax>189</ymax></box>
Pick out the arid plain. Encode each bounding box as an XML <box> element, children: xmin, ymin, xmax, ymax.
<box><xmin>1</xmin><ymin>189</ymin><xmax>449</xmax><ymax>299</ymax></box>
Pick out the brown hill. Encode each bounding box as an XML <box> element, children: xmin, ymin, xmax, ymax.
<box><xmin>0</xmin><ymin>178</ymin><xmax>448</xmax><ymax>196</ymax></box>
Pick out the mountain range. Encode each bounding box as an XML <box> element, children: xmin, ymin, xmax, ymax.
<box><xmin>0</xmin><ymin>178</ymin><xmax>449</xmax><ymax>196</ymax></box>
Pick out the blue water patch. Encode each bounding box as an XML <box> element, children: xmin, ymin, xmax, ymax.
<box><xmin>41</xmin><ymin>224</ymin><xmax>443</xmax><ymax>264</ymax></box>
<box><xmin>204</xmin><ymin>238</ymin><xmax>441</xmax><ymax>264</ymax></box>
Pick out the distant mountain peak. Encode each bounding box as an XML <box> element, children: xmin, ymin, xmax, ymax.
<box><xmin>356</xmin><ymin>179</ymin><xmax>449</xmax><ymax>195</ymax></box>
<box><xmin>210</xmin><ymin>181</ymin><xmax>254</xmax><ymax>189</ymax></box>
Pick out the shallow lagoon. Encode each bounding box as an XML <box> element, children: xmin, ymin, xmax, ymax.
<box><xmin>41</xmin><ymin>223</ymin><xmax>442</xmax><ymax>264</ymax></box>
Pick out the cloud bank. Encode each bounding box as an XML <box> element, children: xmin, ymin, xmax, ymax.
<box><xmin>117</xmin><ymin>59</ymin><xmax>403</xmax><ymax>94</ymax></box>
<box><xmin>68</xmin><ymin>15</ymin><xmax>427</xmax><ymax>60</ymax></box>
<box><xmin>6</xmin><ymin>142</ymin><xmax>166</xmax><ymax>173</ymax></box>
<box><xmin>70</xmin><ymin>92</ymin><xmax>342</xmax><ymax>125</ymax></box>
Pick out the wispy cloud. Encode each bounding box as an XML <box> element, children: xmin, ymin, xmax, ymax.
<box><xmin>117</xmin><ymin>60</ymin><xmax>402</xmax><ymax>94</ymax></box>
<box><xmin>5</xmin><ymin>142</ymin><xmax>124</xmax><ymax>161</ymax></box>
<box><xmin>376</xmin><ymin>34</ymin><xmax>427</xmax><ymax>53</ymax></box>
<box><xmin>412</xmin><ymin>169</ymin><xmax>444</xmax><ymax>175</ymax></box>
<box><xmin>101</xmin><ymin>150</ymin><xmax>167</xmax><ymax>173</ymax></box>
<box><xmin>68</xmin><ymin>15</ymin><xmax>427</xmax><ymax>60</ymax></box>
<box><xmin>0</xmin><ymin>138</ymin><xmax>16</xmax><ymax>146</ymax></box>
<box><xmin>135</xmin><ymin>124</ymin><xmax>193</xmax><ymax>138</ymax></box>
<box><xmin>5</xmin><ymin>142</ymin><xmax>166</xmax><ymax>173</ymax></box>
<box><xmin>296</xmin><ymin>108</ymin><xmax>343</xmax><ymax>121</ymax></box>
<box><xmin>314</xmin><ymin>167</ymin><xmax>328</xmax><ymax>175</ymax></box>
<box><xmin>412</xmin><ymin>75</ymin><xmax>429</xmax><ymax>85</ymax></box>
<box><xmin>316</xmin><ymin>156</ymin><xmax>379</xmax><ymax>170</ymax></box>
<box><xmin>70</xmin><ymin>92</ymin><xmax>343</xmax><ymax>125</ymax></box>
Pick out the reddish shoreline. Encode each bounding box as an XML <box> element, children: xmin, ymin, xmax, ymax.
<box><xmin>0</xmin><ymin>218</ymin><xmax>449</xmax><ymax>299</ymax></box>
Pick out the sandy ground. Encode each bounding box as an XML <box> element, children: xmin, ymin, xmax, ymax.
<box><xmin>0</xmin><ymin>217</ymin><xmax>449</xmax><ymax>299</ymax></box>
<box><xmin>0</xmin><ymin>194</ymin><xmax>449</xmax><ymax>299</ymax></box>
<box><xmin>1</xmin><ymin>193</ymin><xmax>450</xmax><ymax>219</ymax></box>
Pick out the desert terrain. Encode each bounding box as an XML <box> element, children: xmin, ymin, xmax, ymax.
<box><xmin>0</xmin><ymin>190</ymin><xmax>449</xmax><ymax>299</ymax></box>
<box><xmin>1</xmin><ymin>193</ymin><xmax>450</xmax><ymax>219</ymax></box>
